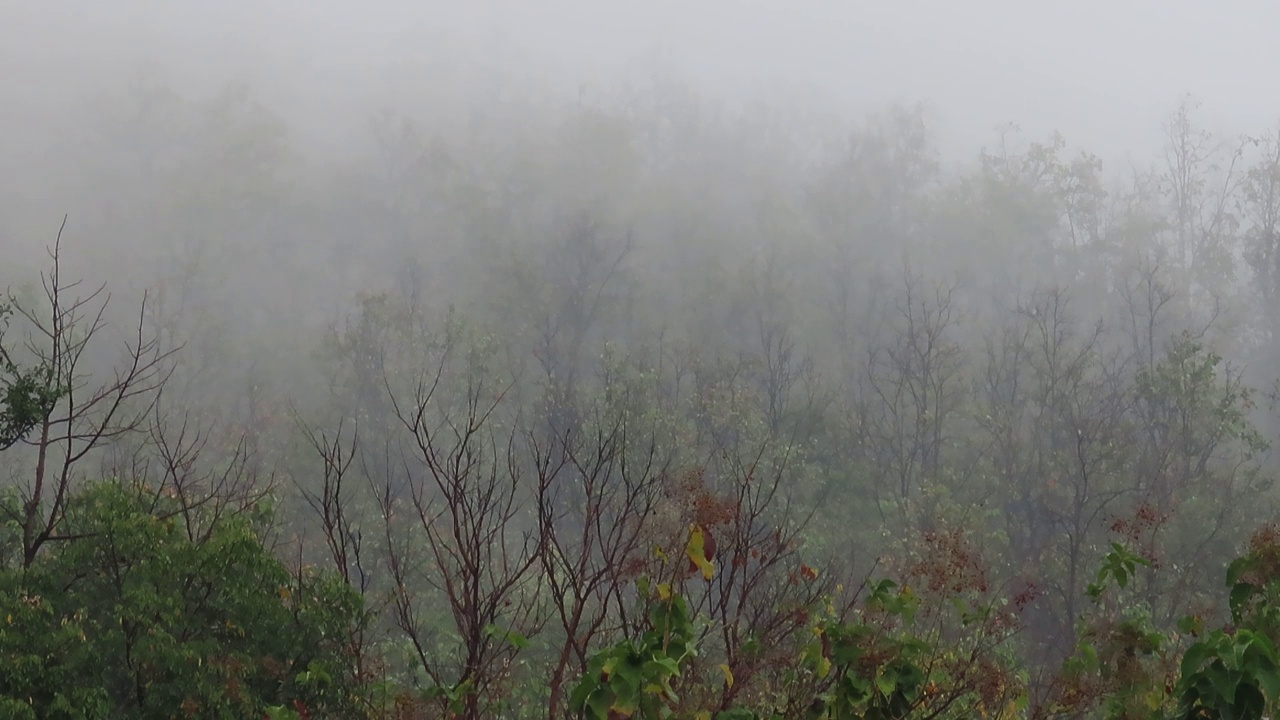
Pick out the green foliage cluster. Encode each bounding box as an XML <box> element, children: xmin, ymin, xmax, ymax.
<box><xmin>0</xmin><ymin>483</ymin><xmax>364</xmax><ymax>719</ymax></box>
<box><xmin>0</xmin><ymin>302</ymin><xmax>62</xmax><ymax>452</ymax></box>
<box><xmin>583</xmin><ymin>537</ymin><xmax>1280</xmax><ymax>720</ymax></box>
<box><xmin>1173</xmin><ymin>529</ymin><xmax>1280</xmax><ymax>719</ymax></box>
<box><xmin>570</xmin><ymin>585</ymin><xmax>697</xmax><ymax>720</ymax></box>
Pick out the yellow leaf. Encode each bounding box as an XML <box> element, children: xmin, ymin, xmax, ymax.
<box><xmin>817</xmin><ymin>655</ymin><xmax>832</xmax><ymax>679</ymax></box>
<box><xmin>719</xmin><ymin>663</ymin><xmax>735</xmax><ymax>689</ymax></box>
<box><xmin>654</xmin><ymin>545</ymin><xmax>668</xmax><ymax>563</ymax></box>
<box><xmin>657</xmin><ymin>583</ymin><xmax>672</xmax><ymax>601</ymax></box>
<box><xmin>278</xmin><ymin>586</ymin><xmax>291</xmax><ymax>600</ymax></box>
<box><xmin>5</xmin><ymin>614</ymin><xmax>10</xmax><ymax>625</ymax></box>
<box><xmin>696</xmin><ymin>713</ymin><xmax>712</xmax><ymax>720</ymax></box>
<box><xmin>685</xmin><ymin>525</ymin><xmax>715</xmax><ymax>581</ymax></box>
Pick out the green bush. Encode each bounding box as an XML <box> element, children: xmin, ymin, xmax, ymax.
<box><xmin>0</xmin><ymin>483</ymin><xmax>365</xmax><ymax>719</ymax></box>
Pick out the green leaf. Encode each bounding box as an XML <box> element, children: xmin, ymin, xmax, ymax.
<box><xmin>1254</xmin><ymin>663</ymin><xmax>1280</xmax><ymax>703</ymax></box>
<box><xmin>568</xmin><ymin>675</ymin><xmax>597</xmax><ymax>712</ymax></box>
<box><xmin>645</xmin><ymin>656</ymin><xmax>681</xmax><ymax>677</ymax></box>
<box><xmin>1229</xmin><ymin>582</ymin><xmax>1258</xmax><ymax>622</ymax></box>
<box><xmin>484</xmin><ymin>623</ymin><xmax>531</xmax><ymax>650</ymax></box>
<box><xmin>1225</xmin><ymin>556</ymin><xmax>1251</xmax><ymax>587</ymax></box>
<box><xmin>875</xmin><ymin>667</ymin><xmax>898</xmax><ymax>696</ymax></box>
<box><xmin>1206</xmin><ymin>665</ymin><xmax>1240</xmax><ymax>706</ymax></box>
<box><xmin>587</xmin><ymin>689</ymin><xmax>614</xmax><ymax>720</ymax></box>
<box><xmin>1181</xmin><ymin>640</ymin><xmax>1217</xmax><ymax>677</ymax></box>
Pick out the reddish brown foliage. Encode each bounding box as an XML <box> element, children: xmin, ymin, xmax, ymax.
<box><xmin>907</xmin><ymin>529</ymin><xmax>989</xmax><ymax>595</ymax></box>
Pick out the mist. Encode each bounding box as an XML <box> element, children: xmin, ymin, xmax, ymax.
<box><xmin>5</xmin><ymin>1</ymin><xmax>1280</xmax><ymax>717</ymax></box>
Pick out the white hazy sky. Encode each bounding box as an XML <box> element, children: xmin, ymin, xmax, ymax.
<box><xmin>5</xmin><ymin>0</ymin><xmax>1280</xmax><ymax>166</ymax></box>
<box><xmin>438</xmin><ymin>0</ymin><xmax>1280</xmax><ymax>163</ymax></box>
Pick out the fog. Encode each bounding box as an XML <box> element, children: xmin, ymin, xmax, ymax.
<box><xmin>5</xmin><ymin>1</ymin><xmax>1280</xmax><ymax>716</ymax></box>
<box><xmin>451</xmin><ymin>0</ymin><xmax>1280</xmax><ymax>163</ymax></box>
<box><xmin>9</xmin><ymin>1</ymin><xmax>1280</xmax><ymax>161</ymax></box>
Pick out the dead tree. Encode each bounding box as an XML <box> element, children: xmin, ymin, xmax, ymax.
<box><xmin>695</xmin><ymin>441</ymin><xmax>835</xmax><ymax>715</ymax></box>
<box><xmin>294</xmin><ymin>416</ymin><xmax>382</xmax><ymax>697</ymax></box>
<box><xmin>381</xmin><ymin>336</ymin><xmax>542</xmax><ymax>720</ymax></box>
<box><xmin>863</xmin><ymin>269</ymin><xmax>963</xmax><ymax>517</ymax></box>
<box><xmin>533</xmin><ymin>409</ymin><xmax>667</xmax><ymax>719</ymax></box>
<box><xmin>2</xmin><ymin>219</ymin><xmax>175</xmax><ymax>568</ymax></box>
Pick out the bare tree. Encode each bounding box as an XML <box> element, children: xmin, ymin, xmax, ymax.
<box><xmin>1241</xmin><ymin>124</ymin><xmax>1280</xmax><ymax>353</ymax></box>
<box><xmin>294</xmin><ymin>416</ymin><xmax>384</xmax><ymax>699</ymax></box>
<box><xmin>695</xmin><ymin>442</ymin><xmax>835</xmax><ymax>715</ymax></box>
<box><xmin>1161</xmin><ymin>95</ymin><xmax>1248</xmax><ymax>302</ymax></box>
<box><xmin>533</xmin><ymin>411</ymin><xmax>667</xmax><ymax>719</ymax></box>
<box><xmin>3</xmin><ymin>219</ymin><xmax>176</xmax><ymax>568</ymax></box>
<box><xmin>381</xmin><ymin>334</ymin><xmax>542</xmax><ymax>720</ymax></box>
<box><xmin>140</xmin><ymin>400</ymin><xmax>273</xmax><ymax>543</ymax></box>
<box><xmin>862</xmin><ymin>268</ymin><xmax>964</xmax><ymax>517</ymax></box>
<box><xmin>528</xmin><ymin>213</ymin><xmax>633</xmax><ymax>442</ymax></box>
<box><xmin>966</xmin><ymin>286</ymin><xmax>1142</xmax><ymax>707</ymax></box>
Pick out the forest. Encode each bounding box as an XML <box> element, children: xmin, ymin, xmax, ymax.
<box><xmin>6</xmin><ymin>7</ymin><xmax>1280</xmax><ymax>719</ymax></box>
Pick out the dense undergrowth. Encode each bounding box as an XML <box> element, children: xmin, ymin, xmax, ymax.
<box><xmin>5</xmin><ymin>477</ymin><xmax>1280</xmax><ymax>719</ymax></box>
